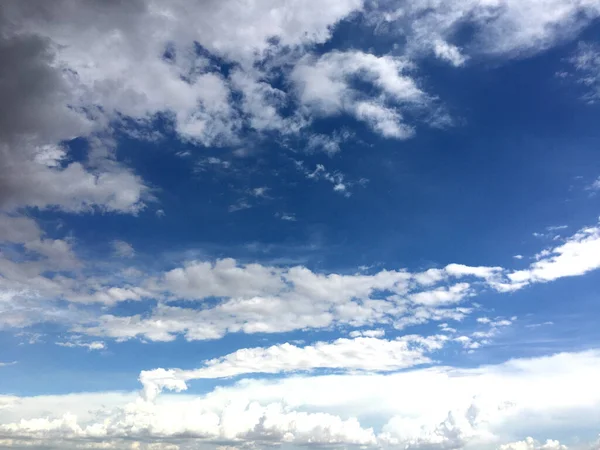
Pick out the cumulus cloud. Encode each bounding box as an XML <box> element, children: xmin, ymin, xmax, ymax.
<box><xmin>0</xmin><ymin>0</ymin><xmax>364</xmax><ymax>149</ymax></box>
<box><xmin>2</xmin><ymin>351</ymin><xmax>600</xmax><ymax>449</ymax></box>
<box><xmin>349</xmin><ymin>329</ymin><xmax>385</xmax><ymax>338</ymax></box>
<box><xmin>1</xmin><ymin>220</ymin><xmax>600</xmax><ymax>342</ymax></box>
<box><xmin>111</xmin><ymin>240</ymin><xmax>135</xmax><ymax>258</ymax></box>
<box><xmin>292</xmin><ymin>50</ymin><xmax>426</xmax><ymax>138</ymax></box>
<box><xmin>499</xmin><ymin>437</ymin><xmax>568</xmax><ymax>450</ymax></box>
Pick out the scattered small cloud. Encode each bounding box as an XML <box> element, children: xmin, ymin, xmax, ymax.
<box><xmin>112</xmin><ymin>240</ymin><xmax>135</xmax><ymax>258</ymax></box>
<box><xmin>250</xmin><ymin>186</ymin><xmax>270</xmax><ymax>198</ymax></box>
<box><xmin>296</xmin><ymin>161</ymin><xmax>361</xmax><ymax>197</ymax></box>
<box><xmin>16</xmin><ymin>332</ymin><xmax>44</xmax><ymax>345</ymax></box>
<box><xmin>228</xmin><ymin>200</ymin><xmax>252</xmax><ymax>213</ymax></box>
<box><xmin>275</xmin><ymin>212</ymin><xmax>296</xmax><ymax>222</ymax></box>
<box><xmin>546</xmin><ymin>225</ymin><xmax>568</xmax><ymax>231</ymax></box>
<box><xmin>196</xmin><ymin>157</ymin><xmax>232</xmax><ymax>172</ymax></box>
<box><xmin>513</xmin><ymin>254</ymin><xmax>524</xmax><ymax>260</ymax></box>
<box><xmin>56</xmin><ymin>340</ymin><xmax>106</xmax><ymax>351</ymax></box>
<box><xmin>586</xmin><ymin>176</ymin><xmax>600</xmax><ymax>192</ymax></box>
<box><xmin>566</xmin><ymin>42</ymin><xmax>600</xmax><ymax>103</ymax></box>
<box><xmin>348</xmin><ymin>329</ymin><xmax>385</xmax><ymax>338</ymax></box>
<box><xmin>306</xmin><ymin>130</ymin><xmax>353</xmax><ymax>155</ymax></box>
<box><xmin>0</xmin><ymin>361</ymin><xmax>17</xmax><ymax>367</ymax></box>
<box><xmin>526</xmin><ymin>321</ymin><xmax>554</xmax><ymax>329</ymax></box>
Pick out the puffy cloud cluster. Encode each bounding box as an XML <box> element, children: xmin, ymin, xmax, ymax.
<box><xmin>74</xmin><ymin>258</ymin><xmax>484</xmax><ymax>341</ymax></box>
<box><xmin>499</xmin><ymin>437</ymin><xmax>568</xmax><ymax>450</ymax></box>
<box><xmin>0</xmin><ymin>0</ymin><xmax>598</xmax><ymax>226</ymax></box>
<box><xmin>73</xmin><ymin>222</ymin><xmax>600</xmax><ymax>342</ymax></box>
<box><xmin>371</xmin><ymin>0</ymin><xmax>600</xmax><ymax>63</ymax></box>
<box><xmin>292</xmin><ymin>51</ymin><xmax>427</xmax><ymax>138</ymax></box>
<box><xmin>2</xmin><ymin>350</ymin><xmax>600</xmax><ymax>449</ymax></box>
<box><xmin>2</xmin><ymin>219</ymin><xmax>600</xmax><ymax>343</ymax></box>
<box><xmin>1</xmin><ymin>0</ymin><xmax>598</xmax><ymax>221</ymax></box>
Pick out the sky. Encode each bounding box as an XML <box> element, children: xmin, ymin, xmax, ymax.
<box><xmin>1</xmin><ymin>0</ymin><xmax>600</xmax><ymax>449</ymax></box>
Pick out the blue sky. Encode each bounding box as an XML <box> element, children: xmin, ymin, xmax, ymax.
<box><xmin>2</xmin><ymin>1</ymin><xmax>600</xmax><ymax>449</ymax></box>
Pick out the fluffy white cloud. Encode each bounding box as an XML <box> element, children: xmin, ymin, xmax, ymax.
<box><xmin>506</xmin><ymin>225</ymin><xmax>600</xmax><ymax>285</ymax></box>
<box><xmin>139</xmin><ymin>335</ymin><xmax>448</xmax><ymax>399</ymax></box>
<box><xmin>374</xmin><ymin>0</ymin><xmax>600</xmax><ymax>64</ymax></box>
<box><xmin>2</xmin><ymin>351</ymin><xmax>600</xmax><ymax>449</ymax></box>
<box><xmin>111</xmin><ymin>240</ymin><xmax>135</xmax><ymax>259</ymax></box>
<box><xmin>0</xmin><ymin>0</ymin><xmax>372</xmax><ymax>219</ymax></box>
<box><xmin>292</xmin><ymin>50</ymin><xmax>426</xmax><ymax>138</ymax></box>
<box><xmin>499</xmin><ymin>437</ymin><xmax>567</xmax><ymax>450</ymax></box>
<box><xmin>3</xmin><ymin>222</ymin><xmax>600</xmax><ymax>343</ymax></box>
<box><xmin>409</xmin><ymin>282</ymin><xmax>472</xmax><ymax>306</ymax></box>
<box><xmin>1</xmin><ymin>0</ymin><xmax>364</xmax><ymax>148</ymax></box>
<box><xmin>75</xmin><ymin>261</ymin><xmax>470</xmax><ymax>341</ymax></box>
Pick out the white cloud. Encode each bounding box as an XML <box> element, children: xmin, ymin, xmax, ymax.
<box><xmin>445</xmin><ymin>263</ymin><xmax>503</xmax><ymax>280</ymax></box>
<box><xmin>1</xmin><ymin>0</ymin><xmax>364</xmax><ymax>150</ymax></box>
<box><xmin>112</xmin><ymin>240</ymin><xmax>135</xmax><ymax>258</ymax></box>
<box><xmin>2</xmin><ymin>351</ymin><xmax>600</xmax><ymax>449</ymax></box>
<box><xmin>349</xmin><ymin>329</ymin><xmax>385</xmax><ymax>338</ymax></box>
<box><xmin>507</xmin><ymin>225</ymin><xmax>600</xmax><ymax>284</ymax></box>
<box><xmin>409</xmin><ymin>283</ymin><xmax>471</xmax><ymax>306</ymax></box>
<box><xmin>59</xmin><ymin>221</ymin><xmax>600</xmax><ymax>341</ymax></box>
<box><xmin>56</xmin><ymin>340</ymin><xmax>105</xmax><ymax>351</ymax></box>
<box><xmin>301</xmin><ymin>163</ymin><xmax>351</xmax><ymax>195</ymax></box>
<box><xmin>0</xmin><ymin>361</ymin><xmax>16</xmax><ymax>368</ymax></box>
<box><xmin>275</xmin><ymin>212</ymin><xmax>297</xmax><ymax>222</ymax></box>
<box><xmin>433</xmin><ymin>39</ymin><xmax>468</xmax><ymax>67</ymax></box>
<box><xmin>249</xmin><ymin>187</ymin><xmax>269</xmax><ymax>198</ymax></box>
<box><xmin>567</xmin><ymin>41</ymin><xmax>600</xmax><ymax>103</ymax></box>
<box><xmin>499</xmin><ymin>437</ymin><xmax>567</xmax><ymax>450</ymax></box>
<box><xmin>291</xmin><ymin>50</ymin><xmax>426</xmax><ymax>138</ymax></box>
<box><xmin>589</xmin><ymin>177</ymin><xmax>600</xmax><ymax>191</ymax></box>
<box><xmin>306</xmin><ymin>131</ymin><xmax>351</xmax><ymax>155</ymax></box>
<box><xmin>4</xmin><ymin>222</ymin><xmax>600</xmax><ymax>342</ymax></box>
<box><xmin>374</xmin><ymin>0</ymin><xmax>600</xmax><ymax>64</ymax></box>
<box><xmin>354</xmin><ymin>101</ymin><xmax>416</xmax><ymax>139</ymax></box>
<box><xmin>296</xmin><ymin>162</ymin><xmax>368</xmax><ymax>196</ymax></box>
<box><xmin>139</xmin><ymin>334</ymin><xmax>447</xmax><ymax>399</ymax></box>
<box><xmin>0</xmin><ymin>0</ymin><xmax>373</xmax><ymax>219</ymax></box>
<box><xmin>161</xmin><ymin>259</ymin><xmax>285</xmax><ymax>300</ymax></box>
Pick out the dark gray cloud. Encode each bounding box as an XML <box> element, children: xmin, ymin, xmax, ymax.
<box><xmin>0</xmin><ymin>2</ymin><xmax>147</xmax><ymax>213</ymax></box>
